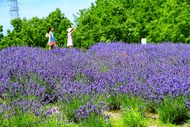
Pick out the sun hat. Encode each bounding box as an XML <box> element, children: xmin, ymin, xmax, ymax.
<box><xmin>67</xmin><ymin>28</ymin><xmax>73</xmax><ymax>32</ymax></box>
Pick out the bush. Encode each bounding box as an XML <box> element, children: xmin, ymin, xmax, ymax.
<box><xmin>158</xmin><ymin>96</ymin><xmax>190</xmax><ymax>125</ymax></box>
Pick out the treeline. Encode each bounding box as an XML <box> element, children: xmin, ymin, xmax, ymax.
<box><xmin>0</xmin><ymin>8</ymin><xmax>71</xmax><ymax>49</ymax></box>
<box><xmin>0</xmin><ymin>0</ymin><xmax>190</xmax><ymax>49</ymax></box>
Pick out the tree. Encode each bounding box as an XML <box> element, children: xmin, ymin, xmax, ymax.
<box><xmin>0</xmin><ymin>8</ymin><xmax>71</xmax><ymax>50</ymax></box>
<box><xmin>146</xmin><ymin>0</ymin><xmax>190</xmax><ymax>43</ymax></box>
<box><xmin>46</xmin><ymin>8</ymin><xmax>72</xmax><ymax>47</ymax></box>
<box><xmin>73</xmin><ymin>0</ymin><xmax>190</xmax><ymax>49</ymax></box>
<box><xmin>1</xmin><ymin>1</ymin><xmax>190</xmax><ymax>50</ymax></box>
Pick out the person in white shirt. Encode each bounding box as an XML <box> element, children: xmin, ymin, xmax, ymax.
<box><xmin>67</xmin><ymin>27</ymin><xmax>76</xmax><ymax>48</ymax></box>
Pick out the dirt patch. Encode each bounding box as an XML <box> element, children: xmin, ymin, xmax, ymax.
<box><xmin>148</xmin><ymin>125</ymin><xmax>158</xmax><ymax>127</ymax></box>
<box><xmin>103</xmin><ymin>110</ymin><xmax>121</xmax><ymax>119</ymax></box>
<box><xmin>145</xmin><ymin>112</ymin><xmax>159</xmax><ymax>120</ymax></box>
<box><xmin>181</xmin><ymin>123</ymin><xmax>190</xmax><ymax>127</ymax></box>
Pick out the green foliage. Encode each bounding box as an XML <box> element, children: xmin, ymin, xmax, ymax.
<box><xmin>124</xmin><ymin>97</ymin><xmax>147</xmax><ymax>126</ymax></box>
<box><xmin>61</xmin><ymin>97</ymin><xmax>88</xmax><ymax>122</ymax></box>
<box><xmin>80</xmin><ymin>113</ymin><xmax>111</xmax><ymax>127</ymax></box>
<box><xmin>109</xmin><ymin>117</ymin><xmax>123</xmax><ymax>127</ymax></box>
<box><xmin>0</xmin><ymin>8</ymin><xmax>71</xmax><ymax>50</ymax></box>
<box><xmin>0</xmin><ymin>1</ymin><xmax>190</xmax><ymax>50</ymax></box>
<box><xmin>73</xmin><ymin>0</ymin><xmax>190</xmax><ymax>49</ymax></box>
<box><xmin>146</xmin><ymin>0</ymin><xmax>190</xmax><ymax>43</ymax></box>
<box><xmin>0</xmin><ymin>112</ymin><xmax>78</xmax><ymax>127</ymax></box>
<box><xmin>0</xmin><ymin>113</ymin><xmax>40</xmax><ymax>127</ymax></box>
<box><xmin>122</xmin><ymin>108</ymin><xmax>147</xmax><ymax>127</ymax></box>
<box><xmin>118</xmin><ymin>96</ymin><xmax>148</xmax><ymax>127</ymax></box>
<box><xmin>158</xmin><ymin>96</ymin><xmax>190</xmax><ymax>125</ymax></box>
<box><xmin>105</xmin><ymin>95</ymin><xmax>149</xmax><ymax>126</ymax></box>
<box><xmin>75</xmin><ymin>73</ymin><xmax>88</xmax><ymax>84</ymax></box>
<box><xmin>106</xmin><ymin>93</ymin><xmax>121</xmax><ymax>110</ymax></box>
<box><xmin>46</xmin><ymin>8</ymin><xmax>72</xmax><ymax>47</ymax></box>
<box><xmin>121</xmin><ymin>96</ymin><xmax>147</xmax><ymax>112</ymax></box>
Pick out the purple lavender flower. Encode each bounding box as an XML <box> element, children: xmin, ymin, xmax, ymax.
<box><xmin>0</xmin><ymin>42</ymin><xmax>190</xmax><ymax>122</ymax></box>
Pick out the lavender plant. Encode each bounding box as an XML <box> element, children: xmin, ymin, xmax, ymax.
<box><xmin>158</xmin><ymin>96</ymin><xmax>190</xmax><ymax>125</ymax></box>
<box><xmin>0</xmin><ymin>42</ymin><xmax>190</xmax><ymax>126</ymax></box>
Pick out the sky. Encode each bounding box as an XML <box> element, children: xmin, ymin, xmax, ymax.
<box><xmin>0</xmin><ymin>0</ymin><xmax>95</xmax><ymax>35</ymax></box>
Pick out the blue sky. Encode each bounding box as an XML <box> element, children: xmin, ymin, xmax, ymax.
<box><xmin>0</xmin><ymin>0</ymin><xmax>95</xmax><ymax>35</ymax></box>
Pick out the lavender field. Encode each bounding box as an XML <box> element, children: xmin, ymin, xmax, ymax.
<box><xmin>0</xmin><ymin>42</ymin><xmax>190</xmax><ymax>126</ymax></box>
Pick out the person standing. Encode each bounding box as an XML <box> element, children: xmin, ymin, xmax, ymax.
<box><xmin>48</xmin><ymin>27</ymin><xmax>56</xmax><ymax>50</ymax></box>
<box><xmin>67</xmin><ymin>27</ymin><xmax>76</xmax><ymax>48</ymax></box>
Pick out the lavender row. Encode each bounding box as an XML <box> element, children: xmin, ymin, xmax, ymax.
<box><xmin>0</xmin><ymin>42</ymin><xmax>190</xmax><ymax>120</ymax></box>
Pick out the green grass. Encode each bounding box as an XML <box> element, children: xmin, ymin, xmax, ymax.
<box><xmin>1</xmin><ymin>106</ymin><xmax>189</xmax><ymax>127</ymax></box>
<box><xmin>1</xmin><ymin>94</ymin><xmax>189</xmax><ymax>127</ymax></box>
<box><xmin>158</xmin><ymin>96</ymin><xmax>190</xmax><ymax>125</ymax></box>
